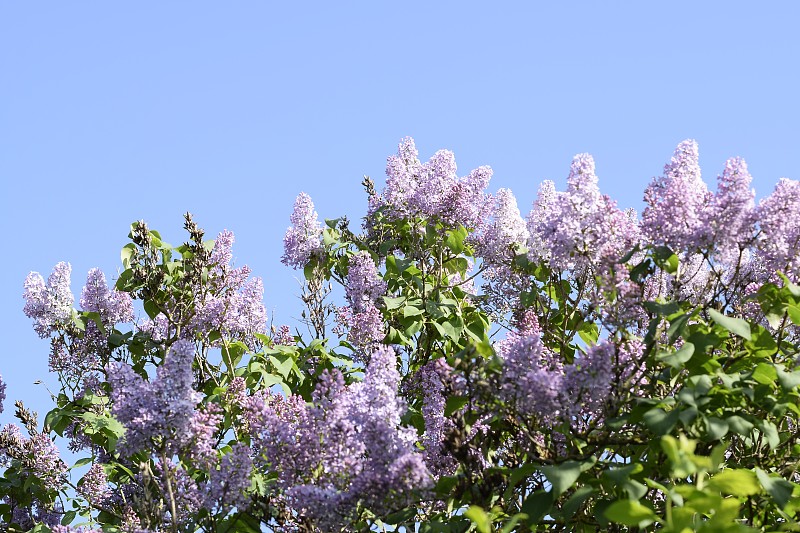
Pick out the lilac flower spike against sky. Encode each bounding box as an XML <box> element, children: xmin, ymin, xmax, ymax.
<box><xmin>282</xmin><ymin>192</ymin><xmax>323</xmax><ymax>269</ymax></box>
<box><xmin>23</xmin><ymin>262</ymin><xmax>74</xmax><ymax>338</ymax></box>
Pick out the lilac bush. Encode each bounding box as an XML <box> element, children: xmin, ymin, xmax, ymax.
<box><xmin>5</xmin><ymin>138</ymin><xmax>800</xmax><ymax>531</ymax></box>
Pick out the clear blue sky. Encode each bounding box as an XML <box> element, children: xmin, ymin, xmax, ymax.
<box><xmin>2</xmin><ymin>2</ymin><xmax>799</xmax><ymax>423</ymax></box>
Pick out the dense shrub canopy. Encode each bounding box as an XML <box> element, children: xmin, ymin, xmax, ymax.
<box><xmin>4</xmin><ymin>138</ymin><xmax>800</xmax><ymax>532</ymax></box>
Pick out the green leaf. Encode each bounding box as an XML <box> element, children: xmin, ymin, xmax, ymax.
<box><xmin>705</xmin><ymin>417</ymin><xmax>729</xmax><ymax>440</ymax></box>
<box><xmin>604</xmin><ymin>463</ymin><xmax>644</xmax><ymax>484</ymax></box>
<box><xmin>578</xmin><ymin>322</ymin><xmax>599</xmax><ymax>345</ymax></box>
<box><xmin>604</xmin><ymin>500</ymin><xmax>658</xmax><ymax>527</ymax></box>
<box><xmin>657</xmin><ymin>342</ymin><xmax>694</xmax><ymax>369</ymax></box>
<box><xmin>383</xmin><ymin>296</ymin><xmax>406</xmax><ymax>310</ymax></box>
<box><xmin>759</xmin><ymin>420</ymin><xmax>780</xmax><ymax>449</ymax></box>
<box><xmin>643</xmin><ymin>407</ymin><xmax>679</xmax><ymax>435</ymax></box>
<box><xmin>445</xmin><ymin>226</ymin><xmax>467</xmax><ymax>254</ymax></box>
<box><xmin>708</xmin><ymin>469</ymin><xmax>760</xmax><ymax>496</ymax></box>
<box><xmin>541</xmin><ymin>461</ymin><xmax>583</xmax><ymax>496</ymax></box>
<box><xmin>464</xmin><ymin>506</ymin><xmax>491</xmax><ymax>533</ymax></box>
<box><xmin>788</xmin><ymin>304</ymin><xmax>800</xmax><ymax>326</ymax></box>
<box><xmin>777</xmin><ymin>366</ymin><xmax>800</xmax><ymax>390</ymax></box>
<box><xmin>61</xmin><ymin>510</ymin><xmax>77</xmax><ymax>525</ymax></box>
<box><xmin>72</xmin><ymin>457</ymin><xmax>93</xmax><ymax>469</ymax></box>
<box><xmin>143</xmin><ymin>300</ymin><xmax>160</xmax><ymax>320</ymax></box>
<box><xmin>778</xmin><ymin>272</ymin><xmax>800</xmax><ymax>298</ymax></box>
<box><xmin>521</xmin><ymin>491</ymin><xmax>553</xmax><ymax>525</ymax></box>
<box><xmin>708</xmin><ymin>308</ymin><xmax>751</xmax><ymax>340</ymax></box>
<box><xmin>751</xmin><ymin>363</ymin><xmax>777</xmax><ymax>386</ymax></box>
<box><xmin>443</xmin><ymin>395</ymin><xmax>469</xmax><ymax>417</ymax></box>
<box><xmin>755</xmin><ymin>468</ymin><xmax>794</xmax><ymax>509</ymax></box>
<box><xmin>120</xmin><ymin>243</ymin><xmax>137</xmax><ymax>268</ymax></box>
<box><xmin>269</xmin><ymin>355</ymin><xmax>296</xmax><ymax>379</ymax></box>
<box><xmin>726</xmin><ymin>415</ymin><xmax>754</xmax><ymax>436</ymax></box>
<box><xmin>402</xmin><ymin>305</ymin><xmax>424</xmax><ymax>317</ymax></box>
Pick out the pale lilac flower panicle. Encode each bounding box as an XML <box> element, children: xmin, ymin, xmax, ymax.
<box><xmin>272</xmin><ymin>324</ymin><xmax>294</xmax><ymax>346</ymax></box>
<box><xmin>642</xmin><ymin>140</ymin><xmax>711</xmax><ymax>253</ymax></box>
<box><xmin>497</xmin><ymin>326</ymin><xmax>564</xmax><ymax>422</ymax></box>
<box><xmin>77</xmin><ymin>463</ymin><xmax>111</xmax><ymax>505</ymax></box>
<box><xmin>80</xmin><ymin>268</ymin><xmax>134</xmax><ymax>326</ymax></box>
<box><xmin>414</xmin><ymin>359</ymin><xmax>458</xmax><ymax>477</ymax></box>
<box><xmin>108</xmin><ymin>340</ymin><xmax>202</xmax><ymax>456</ymax></box>
<box><xmin>383</xmin><ymin>137</ymin><xmax>422</xmax><ymax>216</ymax></box>
<box><xmin>282</xmin><ymin>192</ymin><xmax>323</xmax><ymax>269</ymax></box>
<box><xmin>210</xmin><ymin>229</ymin><xmax>235</xmax><ymax>274</ymax></box>
<box><xmin>345</xmin><ymin>252</ymin><xmax>387</xmax><ymax>313</ymax></box>
<box><xmin>477</xmin><ymin>188</ymin><xmax>530</xmax><ymax>271</ymax></box>
<box><xmin>23</xmin><ymin>262</ymin><xmax>75</xmax><ymax>338</ymax></box>
<box><xmin>526</xmin><ymin>180</ymin><xmax>558</xmax><ymax>264</ymax></box>
<box><xmin>0</xmin><ymin>374</ymin><xmax>5</xmax><ymax>414</ymax></box>
<box><xmin>411</xmin><ymin>149</ymin><xmax>458</xmax><ymax>216</ymax></box>
<box><xmin>564</xmin><ymin>341</ymin><xmax>615</xmax><ymax>417</ymax></box>
<box><xmin>334</xmin><ymin>304</ymin><xmax>385</xmax><ymax>350</ymax></box>
<box><xmin>205</xmin><ymin>443</ymin><xmax>253</xmax><ymax>512</ymax></box>
<box><xmin>445</xmin><ymin>165</ymin><xmax>494</xmax><ymax>229</ymax></box>
<box><xmin>757</xmin><ymin>178</ymin><xmax>800</xmax><ymax>278</ymax></box>
<box><xmin>244</xmin><ymin>346</ymin><xmax>430</xmax><ymax>528</ymax></box>
<box><xmin>379</xmin><ymin>137</ymin><xmax>492</xmax><ymax>228</ymax></box>
<box><xmin>705</xmin><ymin>157</ymin><xmax>756</xmax><ymax>265</ymax></box>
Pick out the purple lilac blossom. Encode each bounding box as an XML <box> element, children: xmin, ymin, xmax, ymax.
<box><xmin>476</xmin><ymin>188</ymin><xmax>529</xmax><ymax>276</ymax></box>
<box><xmin>107</xmin><ymin>340</ymin><xmax>203</xmax><ymax>457</ymax></box>
<box><xmin>642</xmin><ymin>140</ymin><xmax>712</xmax><ymax>253</ymax></box>
<box><xmin>377</xmin><ymin>137</ymin><xmax>492</xmax><ymax>229</ymax></box>
<box><xmin>155</xmin><ymin>458</ymin><xmax>203</xmax><ymax>523</ymax></box>
<box><xmin>334</xmin><ymin>304</ymin><xmax>385</xmax><ymax>350</ymax></box>
<box><xmin>0</xmin><ymin>374</ymin><xmax>5</xmax><ymax>414</ymax></box>
<box><xmin>205</xmin><ymin>443</ymin><xmax>253</xmax><ymax>513</ymax></box>
<box><xmin>0</xmin><ymin>425</ymin><xmax>68</xmax><ymax>494</ymax></box>
<box><xmin>78</xmin><ymin>463</ymin><xmax>111</xmax><ymax>506</ymax></box>
<box><xmin>282</xmin><ymin>192</ymin><xmax>323</xmax><ymax>269</ymax></box>
<box><xmin>527</xmin><ymin>180</ymin><xmax>557</xmax><ymax>264</ymax></box>
<box><xmin>704</xmin><ymin>157</ymin><xmax>756</xmax><ymax>266</ymax></box>
<box><xmin>244</xmin><ymin>345</ymin><xmax>430</xmax><ymax>529</ymax></box>
<box><xmin>496</xmin><ymin>327</ymin><xmax>565</xmax><ymax>423</ymax></box>
<box><xmin>345</xmin><ymin>252</ymin><xmax>387</xmax><ymax>313</ymax></box>
<box><xmin>531</xmin><ymin>154</ymin><xmax>639</xmax><ymax>272</ymax></box>
<box><xmin>272</xmin><ymin>324</ymin><xmax>294</xmax><ymax>346</ymax></box>
<box><xmin>23</xmin><ymin>262</ymin><xmax>74</xmax><ymax>338</ymax></box>
<box><xmin>80</xmin><ymin>268</ymin><xmax>134</xmax><ymax>326</ymax></box>
<box><xmin>757</xmin><ymin>178</ymin><xmax>800</xmax><ymax>278</ymax></box>
<box><xmin>414</xmin><ymin>359</ymin><xmax>458</xmax><ymax>477</ymax></box>
<box><xmin>563</xmin><ymin>341</ymin><xmax>615</xmax><ymax>417</ymax></box>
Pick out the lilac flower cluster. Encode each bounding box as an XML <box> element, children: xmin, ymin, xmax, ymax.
<box><xmin>140</xmin><ymin>230</ymin><xmax>267</xmax><ymax>348</ymax></box>
<box><xmin>282</xmin><ymin>192</ymin><xmax>323</xmax><ymax>269</ymax></box>
<box><xmin>107</xmin><ymin>340</ymin><xmax>204</xmax><ymax>457</ymax></box>
<box><xmin>757</xmin><ymin>177</ymin><xmax>800</xmax><ymax>277</ymax></box>
<box><xmin>334</xmin><ymin>252</ymin><xmax>388</xmax><ymax>351</ymax></box>
<box><xmin>244</xmin><ymin>345</ymin><xmax>431</xmax><ymax>529</ymax></box>
<box><xmin>475</xmin><ymin>188</ymin><xmax>529</xmax><ymax>276</ymax></box>
<box><xmin>0</xmin><ymin>374</ymin><xmax>5</xmax><ymax>414</ymax></box>
<box><xmin>411</xmin><ymin>359</ymin><xmax>459</xmax><ymax>477</ymax></box>
<box><xmin>334</xmin><ymin>304</ymin><xmax>385</xmax><ymax>350</ymax></box>
<box><xmin>0</xmin><ymin>424</ymin><xmax>68</xmax><ymax>527</ymax></box>
<box><xmin>270</xmin><ymin>324</ymin><xmax>293</xmax><ymax>347</ymax></box>
<box><xmin>496</xmin><ymin>321</ymin><xmax>616</xmax><ymax>425</ymax></box>
<box><xmin>80</xmin><ymin>268</ymin><xmax>134</xmax><ymax>327</ymax></box>
<box><xmin>527</xmin><ymin>154</ymin><xmax>639</xmax><ymax>272</ymax></box>
<box><xmin>77</xmin><ymin>462</ymin><xmax>111</xmax><ymax>506</ymax></box>
<box><xmin>374</xmin><ymin>137</ymin><xmax>493</xmax><ymax>229</ymax></box>
<box><xmin>23</xmin><ymin>261</ymin><xmax>74</xmax><ymax>338</ymax></box>
<box><xmin>642</xmin><ymin>140</ymin><xmax>711</xmax><ymax>252</ymax></box>
<box><xmin>345</xmin><ymin>252</ymin><xmax>387</xmax><ymax>312</ymax></box>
